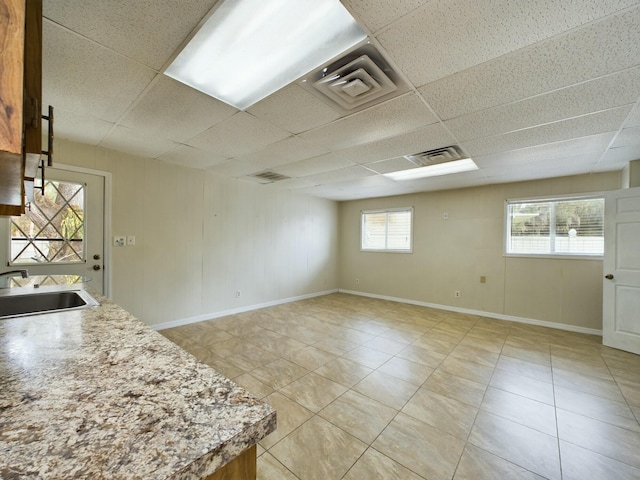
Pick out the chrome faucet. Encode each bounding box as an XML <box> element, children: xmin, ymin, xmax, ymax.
<box><xmin>0</xmin><ymin>269</ymin><xmax>29</xmax><ymax>278</ymax></box>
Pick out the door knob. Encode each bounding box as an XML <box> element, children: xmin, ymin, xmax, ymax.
<box><xmin>93</xmin><ymin>265</ymin><xmax>101</xmax><ymax>271</ymax></box>
<box><xmin>93</xmin><ymin>254</ymin><xmax>101</xmax><ymax>260</ymax></box>
<box><xmin>605</xmin><ymin>274</ymin><xmax>614</xmax><ymax>280</ymax></box>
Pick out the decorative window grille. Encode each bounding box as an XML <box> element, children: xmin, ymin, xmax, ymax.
<box><xmin>10</xmin><ymin>179</ymin><xmax>85</xmax><ymax>264</ymax></box>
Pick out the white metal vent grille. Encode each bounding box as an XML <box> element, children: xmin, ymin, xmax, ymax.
<box><xmin>405</xmin><ymin>146</ymin><xmax>467</xmax><ymax>167</ymax></box>
<box><xmin>299</xmin><ymin>42</ymin><xmax>409</xmax><ymax>113</ymax></box>
<box><xmin>249</xmin><ymin>171</ymin><xmax>291</xmax><ymax>183</ymax></box>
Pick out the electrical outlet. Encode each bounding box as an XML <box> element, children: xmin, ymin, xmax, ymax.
<box><xmin>356</xmin><ymin>278</ymin><xmax>360</xmax><ymax>285</ymax></box>
<box><xmin>455</xmin><ymin>290</ymin><xmax>461</xmax><ymax>298</ymax></box>
<box><xmin>113</xmin><ymin>236</ymin><xmax>125</xmax><ymax>247</ymax></box>
<box><xmin>443</xmin><ymin>212</ymin><xmax>449</xmax><ymax>220</ymax></box>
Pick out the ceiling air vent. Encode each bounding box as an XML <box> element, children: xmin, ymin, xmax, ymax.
<box><xmin>299</xmin><ymin>42</ymin><xmax>409</xmax><ymax>113</ymax></box>
<box><xmin>404</xmin><ymin>145</ymin><xmax>467</xmax><ymax>167</ymax></box>
<box><xmin>249</xmin><ymin>171</ymin><xmax>291</xmax><ymax>183</ymax></box>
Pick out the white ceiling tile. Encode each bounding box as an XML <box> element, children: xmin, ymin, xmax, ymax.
<box><xmin>473</xmin><ymin>133</ymin><xmax>615</xmax><ymax>168</ymax></box>
<box><xmin>624</xmin><ymin>103</ymin><xmax>640</xmax><ymax>127</ymax></box>
<box><xmin>272</xmin><ymin>153</ymin><xmax>355</xmax><ymax>178</ymax></box>
<box><xmin>207</xmin><ymin>159</ymin><xmax>257</xmax><ymax>178</ymax></box>
<box><xmin>364</xmin><ymin>157</ymin><xmax>416</xmax><ymax>174</ymax></box>
<box><xmin>300</xmin><ymin>93</ymin><xmax>437</xmax><ymax>150</ymax></box>
<box><xmin>159</xmin><ymin>145</ymin><xmax>228</xmax><ymax>169</ymax></box>
<box><xmin>187</xmin><ymin>112</ymin><xmax>290</xmax><ymax>157</ymax></box>
<box><xmin>263</xmin><ymin>178</ymin><xmax>319</xmax><ymax>190</ymax></box>
<box><xmin>302</xmin><ymin>165</ymin><xmax>377</xmax><ymax>185</ymax></box>
<box><xmin>120</xmin><ymin>77</ymin><xmax>237</xmax><ymax>142</ymax></box>
<box><xmin>463</xmin><ymin>106</ymin><xmax>631</xmax><ymax>157</ymax></box>
<box><xmin>337</xmin><ymin>123</ymin><xmax>457</xmax><ymax>164</ymax></box>
<box><xmin>612</xmin><ymin>126</ymin><xmax>640</xmax><ymax>148</ymax></box>
<box><xmin>230</xmin><ymin>137</ymin><xmax>328</xmax><ymax>172</ymax></box>
<box><xmin>100</xmin><ymin>125</ymin><xmax>179</xmax><ymax>159</ymax></box>
<box><xmin>44</xmin><ymin>0</ymin><xmax>217</xmax><ymax>69</ymax></box>
<box><xmin>48</xmin><ymin>108</ymin><xmax>114</xmax><ymax>146</ymax></box>
<box><xmin>43</xmin><ymin>20</ymin><xmax>156</xmax><ymax>123</ymax></box>
<box><xmin>247</xmin><ymin>84</ymin><xmax>342</xmax><ymax>134</ymax></box>
<box><xmin>446</xmin><ymin>68</ymin><xmax>640</xmax><ymax>141</ymax></box>
<box><xmin>482</xmin><ymin>159</ymin><xmax>600</xmax><ymax>182</ymax></box>
<box><xmin>379</xmin><ymin>0</ymin><xmax>639</xmax><ymax>88</ymax></box>
<box><xmin>419</xmin><ymin>6</ymin><xmax>640</xmax><ymax>119</ymax></box>
<box><xmin>597</xmin><ymin>145</ymin><xmax>640</xmax><ymax>166</ymax></box>
<box><xmin>344</xmin><ymin>0</ymin><xmax>429</xmax><ymax>33</ymax></box>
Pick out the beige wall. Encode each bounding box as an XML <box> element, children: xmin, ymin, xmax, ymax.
<box><xmin>339</xmin><ymin>172</ymin><xmax>621</xmax><ymax>331</ymax></box>
<box><xmin>623</xmin><ymin>159</ymin><xmax>640</xmax><ymax>188</ymax></box>
<box><xmin>39</xmin><ymin>139</ymin><xmax>339</xmax><ymax>327</ymax></box>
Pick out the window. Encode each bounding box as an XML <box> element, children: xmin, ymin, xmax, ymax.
<box><xmin>361</xmin><ymin>207</ymin><xmax>413</xmax><ymax>252</ymax></box>
<box><xmin>10</xmin><ymin>179</ymin><xmax>85</xmax><ymax>264</ymax></box>
<box><xmin>506</xmin><ymin>195</ymin><xmax>604</xmax><ymax>257</ymax></box>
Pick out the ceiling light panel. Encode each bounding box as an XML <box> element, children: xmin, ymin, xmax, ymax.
<box><xmin>165</xmin><ymin>0</ymin><xmax>367</xmax><ymax>110</ymax></box>
<box><xmin>384</xmin><ymin>159</ymin><xmax>479</xmax><ymax>181</ymax></box>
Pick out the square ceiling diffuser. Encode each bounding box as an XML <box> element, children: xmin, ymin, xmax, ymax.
<box><xmin>299</xmin><ymin>43</ymin><xmax>410</xmax><ymax>113</ymax></box>
<box><xmin>164</xmin><ymin>0</ymin><xmax>367</xmax><ymax>110</ymax></box>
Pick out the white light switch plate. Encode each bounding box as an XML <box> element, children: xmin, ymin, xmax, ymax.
<box><xmin>127</xmin><ymin>235</ymin><xmax>136</xmax><ymax>246</ymax></box>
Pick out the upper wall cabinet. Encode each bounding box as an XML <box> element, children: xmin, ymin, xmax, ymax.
<box><xmin>0</xmin><ymin>0</ymin><xmax>44</xmax><ymax>216</ymax></box>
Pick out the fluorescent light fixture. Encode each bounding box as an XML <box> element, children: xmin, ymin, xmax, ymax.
<box><xmin>165</xmin><ymin>0</ymin><xmax>367</xmax><ymax>110</ymax></box>
<box><xmin>384</xmin><ymin>158</ymin><xmax>479</xmax><ymax>181</ymax></box>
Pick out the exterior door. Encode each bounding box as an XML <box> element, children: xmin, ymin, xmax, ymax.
<box><xmin>7</xmin><ymin>167</ymin><xmax>105</xmax><ymax>294</ymax></box>
<box><xmin>603</xmin><ymin>187</ymin><xmax>640</xmax><ymax>355</ymax></box>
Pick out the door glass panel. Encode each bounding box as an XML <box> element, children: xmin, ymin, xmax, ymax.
<box><xmin>10</xmin><ymin>179</ymin><xmax>85</xmax><ymax>265</ymax></box>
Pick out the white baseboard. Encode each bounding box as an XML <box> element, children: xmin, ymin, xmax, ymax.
<box><xmin>153</xmin><ymin>289</ymin><xmax>339</xmax><ymax>331</ymax></box>
<box><xmin>338</xmin><ymin>289</ymin><xmax>603</xmax><ymax>337</ymax></box>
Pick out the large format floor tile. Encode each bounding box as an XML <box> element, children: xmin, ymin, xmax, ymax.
<box><xmin>162</xmin><ymin>293</ymin><xmax>640</xmax><ymax>480</ymax></box>
<box><xmin>468</xmin><ymin>411</ymin><xmax>561</xmax><ymax>480</ymax></box>
<box><xmin>270</xmin><ymin>416</ymin><xmax>367</xmax><ymax>480</ymax></box>
<box><xmin>401</xmin><ymin>387</ymin><xmax>478</xmax><ymax>440</ymax></box>
<box><xmin>373</xmin><ymin>412</ymin><xmax>466</xmax><ymax>480</ymax></box>
<box><xmin>319</xmin><ymin>390</ymin><xmax>397</xmax><ymax>444</ymax></box>
<box><xmin>453</xmin><ymin>444</ymin><xmax>546</xmax><ymax>480</ymax></box>
<box><xmin>343</xmin><ymin>447</ymin><xmax>424</xmax><ymax>480</ymax></box>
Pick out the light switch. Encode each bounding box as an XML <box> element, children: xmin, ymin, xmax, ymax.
<box><xmin>127</xmin><ymin>235</ymin><xmax>136</xmax><ymax>246</ymax></box>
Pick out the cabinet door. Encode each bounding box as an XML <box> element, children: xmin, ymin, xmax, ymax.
<box><xmin>0</xmin><ymin>0</ymin><xmax>26</xmax><ymax>155</ymax></box>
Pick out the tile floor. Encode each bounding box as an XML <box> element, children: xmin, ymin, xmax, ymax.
<box><xmin>160</xmin><ymin>293</ymin><xmax>640</xmax><ymax>480</ymax></box>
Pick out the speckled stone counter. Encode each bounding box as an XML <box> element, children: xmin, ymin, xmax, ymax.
<box><xmin>0</xmin><ymin>292</ymin><xmax>276</xmax><ymax>479</ymax></box>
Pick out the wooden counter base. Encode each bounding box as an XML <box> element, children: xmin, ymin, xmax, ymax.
<box><xmin>204</xmin><ymin>445</ymin><xmax>257</xmax><ymax>480</ymax></box>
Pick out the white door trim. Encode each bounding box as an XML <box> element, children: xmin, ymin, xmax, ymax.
<box><xmin>53</xmin><ymin>163</ymin><xmax>112</xmax><ymax>298</ymax></box>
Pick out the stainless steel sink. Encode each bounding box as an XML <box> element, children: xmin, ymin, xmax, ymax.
<box><xmin>0</xmin><ymin>290</ymin><xmax>100</xmax><ymax>319</ymax></box>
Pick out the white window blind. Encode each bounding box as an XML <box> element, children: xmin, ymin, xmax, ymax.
<box><xmin>506</xmin><ymin>196</ymin><xmax>604</xmax><ymax>256</ymax></box>
<box><xmin>361</xmin><ymin>208</ymin><xmax>412</xmax><ymax>252</ymax></box>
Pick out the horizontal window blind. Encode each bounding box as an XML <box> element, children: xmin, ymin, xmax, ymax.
<box><xmin>506</xmin><ymin>196</ymin><xmax>604</xmax><ymax>256</ymax></box>
<box><xmin>362</xmin><ymin>208</ymin><xmax>412</xmax><ymax>252</ymax></box>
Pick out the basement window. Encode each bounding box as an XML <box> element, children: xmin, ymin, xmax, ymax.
<box><xmin>506</xmin><ymin>195</ymin><xmax>604</xmax><ymax>257</ymax></box>
<box><xmin>361</xmin><ymin>207</ymin><xmax>413</xmax><ymax>253</ymax></box>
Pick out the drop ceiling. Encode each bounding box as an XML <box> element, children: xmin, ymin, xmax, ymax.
<box><xmin>42</xmin><ymin>0</ymin><xmax>640</xmax><ymax>201</ymax></box>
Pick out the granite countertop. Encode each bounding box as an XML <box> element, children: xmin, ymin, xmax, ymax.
<box><xmin>0</xmin><ymin>291</ymin><xmax>276</xmax><ymax>479</ymax></box>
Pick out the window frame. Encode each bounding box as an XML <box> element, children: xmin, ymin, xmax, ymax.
<box><xmin>504</xmin><ymin>193</ymin><xmax>604</xmax><ymax>259</ymax></box>
<box><xmin>360</xmin><ymin>207</ymin><xmax>413</xmax><ymax>253</ymax></box>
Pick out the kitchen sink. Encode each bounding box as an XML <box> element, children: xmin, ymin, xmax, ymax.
<box><xmin>0</xmin><ymin>290</ymin><xmax>100</xmax><ymax>319</ymax></box>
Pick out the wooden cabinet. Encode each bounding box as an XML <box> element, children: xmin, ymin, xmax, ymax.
<box><xmin>0</xmin><ymin>0</ymin><xmax>43</xmax><ymax>216</ymax></box>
